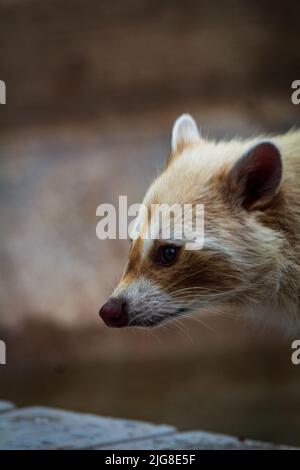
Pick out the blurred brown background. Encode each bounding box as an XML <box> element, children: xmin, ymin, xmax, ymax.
<box><xmin>1</xmin><ymin>0</ymin><xmax>300</xmax><ymax>446</ymax></box>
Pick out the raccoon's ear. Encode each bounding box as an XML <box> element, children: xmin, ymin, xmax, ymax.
<box><xmin>171</xmin><ymin>114</ymin><xmax>201</xmax><ymax>153</ymax></box>
<box><xmin>226</xmin><ymin>142</ymin><xmax>282</xmax><ymax>211</ymax></box>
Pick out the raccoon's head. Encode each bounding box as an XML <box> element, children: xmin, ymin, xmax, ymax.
<box><xmin>100</xmin><ymin>114</ymin><xmax>283</xmax><ymax>328</ymax></box>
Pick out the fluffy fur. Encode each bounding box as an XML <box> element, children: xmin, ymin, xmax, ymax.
<box><xmin>111</xmin><ymin>115</ymin><xmax>300</xmax><ymax>333</ymax></box>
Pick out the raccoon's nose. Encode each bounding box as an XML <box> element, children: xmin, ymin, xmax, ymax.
<box><xmin>99</xmin><ymin>298</ymin><xmax>128</xmax><ymax>328</ymax></box>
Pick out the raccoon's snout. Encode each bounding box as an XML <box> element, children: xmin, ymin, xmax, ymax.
<box><xmin>99</xmin><ymin>298</ymin><xmax>129</xmax><ymax>328</ymax></box>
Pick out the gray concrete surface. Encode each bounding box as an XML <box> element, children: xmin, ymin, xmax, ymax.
<box><xmin>0</xmin><ymin>401</ymin><xmax>294</xmax><ymax>450</ymax></box>
<box><xmin>0</xmin><ymin>401</ymin><xmax>15</xmax><ymax>414</ymax></box>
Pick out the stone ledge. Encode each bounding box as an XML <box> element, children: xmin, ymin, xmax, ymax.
<box><xmin>0</xmin><ymin>406</ymin><xmax>175</xmax><ymax>450</ymax></box>
<box><xmin>0</xmin><ymin>403</ymin><xmax>296</xmax><ymax>450</ymax></box>
<box><xmin>99</xmin><ymin>430</ymin><xmax>294</xmax><ymax>450</ymax></box>
<box><xmin>0</xmin><ymin>400</ymin><xmax>15</xmax><ymax>414</ymax></box>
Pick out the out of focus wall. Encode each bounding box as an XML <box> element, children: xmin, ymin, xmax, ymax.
<box><xmin>1</xmin><ymin>0</ymin><xmax>299</xmax><ymax>328</ymax></box>
<box><xmin>1</xmin><ymin>0</ymin><xmax>299</xmax><ymax>131</ymax></box>
<box><xmin>1</xmin><ymin>0</ymin><xmax>300</xmax><ymax>446</ymax></box>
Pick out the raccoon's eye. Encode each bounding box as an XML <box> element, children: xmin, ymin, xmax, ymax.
<box><xmin>158</xmin><ymin>245</ymin><xmax>180</xmax><ymax>266</ymax></box>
